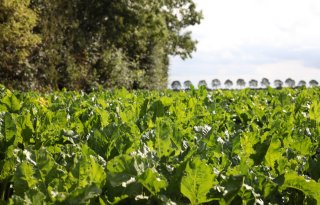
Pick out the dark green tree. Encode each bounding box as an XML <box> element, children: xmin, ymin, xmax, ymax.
<box><xmin>0</xmin><ymin>0</ymin><xmax>41</xmax><ymax>89</ymax></box>
<box><xmin>22</xmin><ymin>0</ymin><xmax>202</xmax><ymax>90</ymax></box>
<box><xmin>249</xmin><ymin>79</ymin><xmax>258</xmax><ymax>88</ymax></box>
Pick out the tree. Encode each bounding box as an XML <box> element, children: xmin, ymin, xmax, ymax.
<box><xmin>198</xmin><ymin>80</ymin><xmax>207</xmax><ymax>88</ymax></box>
<box><xmin>211</xmin><ymin>79</ymin><xmax>221</xmax><ymax>89</ymax></box>
<box><xmin>236</xmin><ymin>79</ymin><xmax>246</xmax><ymax>89</ymax></box>
<box><xmin>171</xmin><ymin>81</ymin><xmax>182</xmax><ymax>91</ymax></box>
<box><xmin>1</xmin><ymin>0</ymin><xmax>203</xmax><ymax>90</ymax></box>
<box><xmin>0</xmin><ymin>0</ymin><xmax>41</xmax><ymax>90</ymax></box>
<box><xmin>261</xmin><ymin>78</ymin><xmax>270</xmax><ymax>88</ymax></box>
<box><xmin>183</xmin><ymin>80</ymin><xmax>193</xmax><ymax>90</ymax></box>
<box><xmin>297</xmin><ymin>80</ymin><xmax>306</xmax><ymax>87</ymax></box>
<box><xmin>309</xmin><ymin>80</ymin><xmax>319</xmax><ymax>87</ymax></box>
<box><xmin>274</xmin><ymin>79</ymin><xmax>283</xmax><ymax>89</ymax></box>
<box><xmin>224</xmin><ymin>79</ymin><xmax>233</xmax><ymax>89</ymax></box>
<box><xmin>249</xmin><ymin>79</ymin><xmax>258</xmax><ymax>88</ymax></box>
<box><xmin>285</xmin><ymin>78</ymin><xmax>295</xmax><ymax>88</ymax></box>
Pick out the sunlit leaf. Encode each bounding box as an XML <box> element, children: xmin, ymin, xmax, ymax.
<box><xmin>180</xmin><ymin>157</ymin><xmax>216</xmax><ymax>204</ymax></box>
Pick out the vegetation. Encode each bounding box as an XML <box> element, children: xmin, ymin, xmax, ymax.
<box><xmin>0</xmin><ymin>0</ymin><xmax>41</xmax><ymax>89</ymax></box>
<box><xmin>0</xmin><ymin>0</ymin><xmax>202</xmax><ymax>91</ymax></box>
<box><xmin>236</xmin><ymin>79</ymin><xmax>245</xmax><ymax>89</ymax></box>
<box><xmin>171</xmin><ymin>78</ymin><xmax>319</xmax><ymax>90</ymax></box>
<box><xmin>1</xmin><ymin>85</ymin><xmax>320</xmax><ymax>204</ymax></box>
<box><xmin>248</xmin><ymin>79</ymin><xmax>258</xmax><ymax>88</ymax></box>
<box><xmin>274</xmin><ymin>80</ymin><xmax>283</xmax><ymax>89</ymax></box>
<box><xmin>211</xmin><ymin>79</ymin><xmax>221</xmax><ymax>89</ymax></box>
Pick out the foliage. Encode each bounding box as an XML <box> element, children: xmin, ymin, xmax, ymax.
<box><xmin>0</xmin><ymin>0</ymin><xmax>41</xmax><ymax>89</ymax></box>
<box><xmin>1</xmin><ymin>86</ymin><xmax>320</xmax><ymax>204</ymax></box>
<box><xmin>0</xmin><ymin>0</ymin><xmax>202</xmax><ymax>90</ymax></box>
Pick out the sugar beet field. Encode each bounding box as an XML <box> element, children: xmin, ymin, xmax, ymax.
<box><xmin>0</xmin><ymin>85</ymin><xmax>320</xmax><ymax>204</ymax></box>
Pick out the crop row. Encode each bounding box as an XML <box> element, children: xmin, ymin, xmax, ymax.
<box><xmin>0</xmin><ymin>86</ymin><xmax>320</xmax><ymax>204</ymax></box>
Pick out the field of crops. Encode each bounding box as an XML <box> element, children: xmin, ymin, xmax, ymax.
<box><xmin>0</xmin><ymin>85</ymin><xmax>320</xmax><ymax>204</ymax></box>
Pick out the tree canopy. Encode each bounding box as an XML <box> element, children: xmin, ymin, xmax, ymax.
<box><xmin>0</xmin><ymin>0</ymin><xmax>41</xmax><ymax>89</ymax></box>
<box><xmin>0</xmin><ymin>0</ymin><xmax>202</xmax><ymax>90</ymax></box>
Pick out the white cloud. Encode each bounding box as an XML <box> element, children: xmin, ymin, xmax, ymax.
<box><xmin>169</xmin><ymin>0</ymin><xmax>320</xmax><ymax>84</ymax></box>
<box><xmin>193</xmin><ymin>0</ymin><xmax>320</xmax><ymax>49</ymax></box>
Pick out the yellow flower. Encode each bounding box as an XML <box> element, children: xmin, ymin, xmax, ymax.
<box><xmin>37</xmin><ymin>97</ymin><xmax>48</xmax><ymax>107</ymax></box>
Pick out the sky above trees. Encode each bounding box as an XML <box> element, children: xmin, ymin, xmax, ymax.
<box><xmin>169</xmin><ymin>0</ymin><xmax>320</xmax><ymax>85</ymax></box>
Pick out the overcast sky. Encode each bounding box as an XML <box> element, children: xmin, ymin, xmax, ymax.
<box><xmin>169</xmin><ymin>0</ymin><xmax>320</xmax><ymax>87</ymax></box>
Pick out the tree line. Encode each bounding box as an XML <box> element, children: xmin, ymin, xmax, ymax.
<box><xmin>0</xmin><ymin>0</ymin><xmax>202</xmax><ymax>91</ymax></box>
<box><xmin>171</xmin><ymin>78</ymin><xmax>320</xmax><ymax>90</ymax></box>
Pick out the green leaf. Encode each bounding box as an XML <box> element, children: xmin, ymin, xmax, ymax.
<box><xmin>309</xmin><ymin>101</ymin><xmax>320</xmax><ymax>122</ymax></box>
<box><xmin>66</xmin><ymin>184</ymin><xmax>102</xmax><ymax>204</ymax></box>
<box><xmin>264</xmin><ymin>137</ymin><xmax>285</xmax><ymax>170</ymax></box>
<box><xmin>239</xmin><ymin>132</ymin><xmax>259</xmax><ymax>166</ymax></box>
<box><xmin>20</xmin><ymin>112</ymin><xmax>35</xmax><ymax>143</ymax></box>
<box><xmin>250</xmin><ymin>133</ymin><xmax>271</xmax><ymax>165</ymax></box>
<box><xmin>220</xmin><ymin>175</ymin><xmax>244</xmax><ymax>205</ymax></box>
<box><xmin>70</xmin><ymin>154</ymin><xmax>106</xmax><ymax>189</ymax></box>
<box><xmin>13</xmin><ymin>161</ymin><xmax>38</xmax><ymax>196</ymax></box>
<box><xmin>283</xmin><ymin>135</ymin><xmax>314</xmax><ymax>156</ymax></box>
<box><xmin>95</xmin><ymin>108</ymin><xmax>109</xmax><ymax>128</ymax></box>
<box><xmin>107</xmin><ymin>155</ymin><xmax>137</xmax><ymax>187</ymax></box>
<box><xmin>9</xmin><ymin>190</ymin><xmax>46</xmax><ymax>205</ymax></box>
<box><xmin>137</xmin><ymin>168</ymin><xmax>167</xmax><ymax>195</ymax></box>
<box><xmin>3</xmin><ymin>113</ymin><xmax>17</xmax><ymax>145</ymax></box>
<box><xmin>153</xmin><ymin>118</ymin><xmax>174</xmax><ymax>158</ymax></box>
<box><xmin>280</xmin><ymin>172</ymin><xmax>320</xmax><ymax>202</ymax></box>
<box><xmin>34</xmin><ymin>148</ymin><xmax>56</xmax><ymax>184</ymax></box>
<box><xmin>160</xmin><ymin>96</ymin><xmax>173</xmax><ymax>106</ymax></box>
<box><xmin>1</xmin><ymin>91</ymin><xmax>22</xmax><ymax>112</ymax></box>
<box><xmin>180</xmin><ymin>157</ymin><xmax>216</xmax><ymax>205</ymax></box>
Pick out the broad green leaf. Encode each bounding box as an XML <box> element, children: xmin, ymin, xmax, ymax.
<box><xmin>13</xmin><ymin>161</ymin><xmax>38</xmax><ymax>196</ymax></box>
<box><xmin>309</xmin><ymin>101</ymin><xmax>320</xmax><ymax>122</ymax></box>
<box><xmin>240</xmin><ymin>132</ymin><xmax>259</xmax><ymax>166</ymax></box>
<box><xmin>70</xmin><ymin>154</ymin><xmax>106</xmax><ymax>189</ymax></box>
<box><xmin>264</xmin><ymin>137</ymin><xmax>285</xmax><ymax>171</ymax></box>
<box><xmin>180</xmin><ymin>157</ymin><xmax>216</xmax><ymax>205</ymax></box>
<box><xmin>153</xmin><ymin>118</ymin><xmax>174</xmax><ymax>158</ymax></box>
<box><xmin>283</xmin><ymin>135</ymin><xmax>314</xmax><ymax>156</ymax></box>
<box><xmin>220</xmin><ymin>175</ymin><xmax>245</xmax><ymax>205</ymax></box>
<box><xmin>34</xmin><ymin>148</ymin><xmax>56</xmax><ymax>184</ymax></box>
<box><xmin>160</xmin><ymin>96</ymin><xmax>173</xmax><ymax>106</ymax></box>
<box><xmin>20</xmin><ymin>112</ymin><xmax>35</xmax><ymax>143</ymax></box>
<box><xmin>0</xmin><ymin>150</ymin><xmax>15</xmax><ymax>180</ymax></box>
<box><xmin>107</xmin><ymin>155</ymin><xmax>137</xmax><ymax>187</ymax></box>
<box><xmin>0</xmin><ymin>104</ymin><xmax>7</xmax><ymax>112</ymax></box>
<box><xmin>106</xmin><ymin>155</ymin><xmax>143</xmax><ymax>202</ymax></box>
<box><xmin>250</xmin><ymin>134</ymin><xmax>271</xmax><ymax>165</ymax></box>
<box><xmin>9</xmin><ymin>190</ymin><xmax>46</xmax><ymax>205</ymax></box>
<box><xmin>1</xmin><ymin>91</ymin><xmax>22</xmax><ymax>112</ymax></box>
<box><xmin>3</xmin><ymin>113</ymin><xmax>16</xmax><ymax>144</ymax></box>
<box><xmin>88</xmin><ymin>129</ymin><xmax>110</xmax><ymax>157</ymax></box>
<box><xmin>137</xmin><ymin>168</ymin><xmax>167</xmax><ymax>195</ymax></box>
<box><xmin>66</xmin><ymin>184</ymin><xmax>102</xmax><ymax>204</ymax></box>
<box><xmin>95</xmin><ymin>108</ymin><xmax>109</xmax><ymax>128</ymax></box>
<box><xmin>280</xmin><ymin>172</ymin><xmax>320</xmax><ymax>202</ymax></box>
